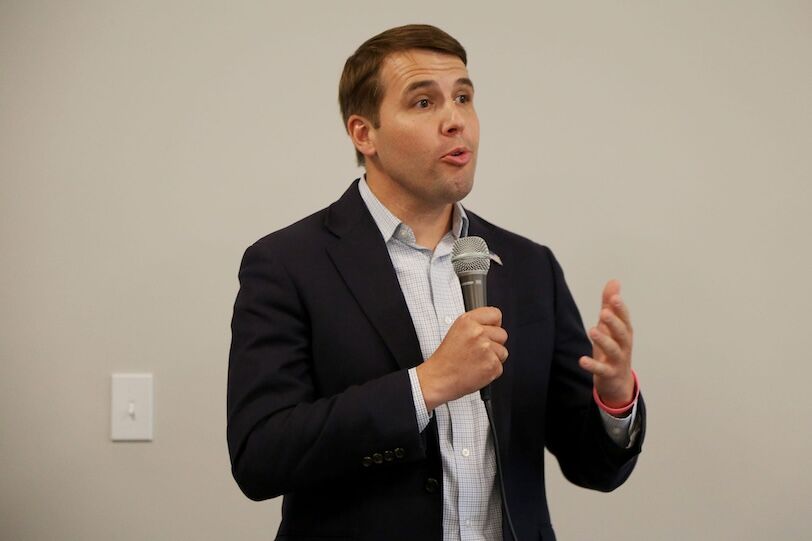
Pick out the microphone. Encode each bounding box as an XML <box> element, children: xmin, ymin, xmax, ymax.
<box><xmin>451</xmin><ymin>236</ymin><xmax>493</xmax><ymax>401</ymax></box>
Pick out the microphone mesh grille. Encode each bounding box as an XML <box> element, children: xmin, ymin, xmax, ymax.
<box><xmin>452</xmin><ymin>236</ymin><xmax>491</xmax><ymax>274</ymax></box>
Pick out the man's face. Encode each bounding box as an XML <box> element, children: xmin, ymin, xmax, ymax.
<box><xmin>364</xmin><ymin>49</ymin><xmax>480</xmax><ymax>210</ymax></box>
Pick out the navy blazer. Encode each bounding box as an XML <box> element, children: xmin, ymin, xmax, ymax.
<box><xmin>227</xmin><ymin>180</ymin><xmax>645</xmax><ymax>541</ymax></box>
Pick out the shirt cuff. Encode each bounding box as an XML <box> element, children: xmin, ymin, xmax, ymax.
<box><xmin>598</xmin><ymin>400</ymin><xmax>638</xmax><ymax>448</ymax></box>
<box><xmin>594</xmin><ymin>370</ymin><xmax>641</xmax><ymax>449</ymax></box>
<box><xmin>407</xmin><ymin>367</ymin><xmax>432</xmax><ymax>432</ymax></box>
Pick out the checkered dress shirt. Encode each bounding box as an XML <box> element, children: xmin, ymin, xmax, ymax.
<box><xmin>358</xmin><ymin>177</ymin><xmax>637</xmax><ymax>540</ymax></box>
<box><xmin>359</xmin><ymin>178</ymin><xmax>502</xmax><ymax>540</ymax></box>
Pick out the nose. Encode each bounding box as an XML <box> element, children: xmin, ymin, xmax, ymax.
<box><xmin>441</xmin><ymin>100</ymin><xmax>464</xmax><ymax>136</ymax></box>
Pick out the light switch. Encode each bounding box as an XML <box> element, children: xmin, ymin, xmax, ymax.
<box><xmin>111</xmin><ymin>373</ymin><xmax>153</xmax><ymax>441</ymax></box>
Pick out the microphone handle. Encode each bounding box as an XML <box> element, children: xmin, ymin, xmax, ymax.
<box><xmin>459</xmin><ymin>277</ymin><xmax>487</xmax><ymax>312</ymax></box>
<box><xmin>458</xmin><ymin>272</ymin><xmax>491</xmax><ymax>401</ymax></box>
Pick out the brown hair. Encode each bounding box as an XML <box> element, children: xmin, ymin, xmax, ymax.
<box><xmin>339</xmin><ymin>24</ymin><xmax>467</xmax><ymax>166</ymax></box>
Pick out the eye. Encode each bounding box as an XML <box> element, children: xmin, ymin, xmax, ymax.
<box><xmin>416</xmin><ymin>98</ymin><xmax>430</xmax><ymax>109</ymax></box>
<box><xmin>455</xmin><ymin>94</ymin><xmax>471</xmax><ymax>104</ymax></box>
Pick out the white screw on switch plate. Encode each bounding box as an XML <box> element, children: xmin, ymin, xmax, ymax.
<box><xmin>111</xmin><ymin>373</ymin><xmax>153</xmax><ymax>441</ymax></box>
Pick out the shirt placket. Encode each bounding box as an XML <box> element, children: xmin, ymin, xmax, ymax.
<box><xmin>387</xmin><ymin>220</ymin><xmax>500</xmax><ymax>541</ymax></box>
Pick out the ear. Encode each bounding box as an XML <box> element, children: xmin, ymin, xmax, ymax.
<box><xmin>347</xmin><ymin>115</ymin><xmax>377</xmax><ymax>160</ymax></box>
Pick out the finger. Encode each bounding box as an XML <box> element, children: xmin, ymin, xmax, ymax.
<box><xmin>466</xmin><ymin>306</ymin><xmax>502</xmax><ymax>326</ymax></box>
<box><xmin>609</xmin><ymin>294</ymin><xmax>632</xmax><ymax>330</ymax></box>
<box><xmin>493</xmin><ymin>343</ymin><xmax>509</xmax><ymax>363</ymax></box>
<box><xmin>477</xmin><ymin>340</ymin><xmax>508</xmax><ymax>366</ymax></box>
<box><xmin>579</xmin><ymin>355</ymin><xmax>610</xmax><ymax>377</ymax></box>
<box><xmin>600</xmin><ymin>309</ymin><xmax>631</xmax><ymax>351</ymax></box>
<box><xmin>597</xmin><ymin>320</ymin><xmax>611</xmax><ymax>339</ymax></box>
<box><xmin>588</xmin><ymin>327</ymin><xmax>623</xmax><ymax>363</ymax></box>
<box><xmin>480</xmin><ymin>341</ymin><xmax>508</xmax><ymax>363</ymax></box>
<box><xmin>601</xmin><ymin>279</ymin><xmax>621</xmax><ymax>309</ymax></box>
<box><xmin>483</xmin><ymin>325</ymin><xmax>508</xmax><ymax>345</ymax></box>
<box><xmin>591</xmin><ymin>329</ymin><xmax>607</xmax><ymax>362</ymax></box>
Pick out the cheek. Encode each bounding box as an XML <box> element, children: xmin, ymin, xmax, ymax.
<box><xmin>388</xmin><ymin>122</ymin><xmax>423</xmax><ymax>150</ymax></box>
<box><xmin>468</xmin><ymin>115</ymin><xmax>481</xmax><ymax>144</ymax></box>
<box><xmin>397</xmin><ymin>132</ymin><xmax>433</xmax><ymax>161</ymax></box>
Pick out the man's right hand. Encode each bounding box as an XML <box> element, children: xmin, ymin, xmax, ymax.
<box><xmin>415</xmin><ymin>307</ymin><xmax>509</xmax><ymax>411</ymax></box>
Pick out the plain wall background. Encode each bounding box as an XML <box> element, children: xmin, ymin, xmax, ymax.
<box><xmin>1</xmin><ymin>1</ymin><xmax>810</xmax><ymax>539</ymax></box>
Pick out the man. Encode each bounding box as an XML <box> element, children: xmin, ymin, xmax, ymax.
<box><xmin>227</xmin><ymin>24</ymin><xmax>644</xmax><ymax>541</ymax></box>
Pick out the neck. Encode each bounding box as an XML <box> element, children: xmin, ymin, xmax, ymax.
<box><xmin>364</xmin><ymin>174</ymin><xmax>454</xmax><ymax>251</ymax></box>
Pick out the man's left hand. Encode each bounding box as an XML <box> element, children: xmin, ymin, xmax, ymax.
<box><xmin>578</xmin><ymin>279</ymin><xmax>635</xmax><ymax>409</ymax></box>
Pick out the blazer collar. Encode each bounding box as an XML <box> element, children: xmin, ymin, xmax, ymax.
<box><xmin>324</xmin><ymin>180</ymin><xmax>424</xmax><ymax>371</ymax></box>
<box><xmin>323</xmin><ymin>181</ymin><xmax>512</xmax><ymax>399</ymax></box>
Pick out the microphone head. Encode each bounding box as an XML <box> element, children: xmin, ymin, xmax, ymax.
<box><xmin>452</xmin><ymin>236</ymin><xmax>491</xmax><ymax>276</ymax></box>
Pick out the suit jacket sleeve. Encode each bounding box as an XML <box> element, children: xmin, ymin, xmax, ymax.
<box><xmin>543</xmin><ymin>248</ymin><xmax>645</xmax><ymax>492</ymax></box>
<box><xmin>226</xmin><ymin>242</ymin><xmax>426</xmax><ymax>501</ymax></box>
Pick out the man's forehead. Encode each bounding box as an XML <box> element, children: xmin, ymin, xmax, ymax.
<box><xmin>381</xmin><ymin>49</ymin><xmax>470</xmax><ymax>89</ymax></box>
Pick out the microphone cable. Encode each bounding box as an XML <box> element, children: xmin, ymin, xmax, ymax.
<box><xmin>451</xmin><ymin>235</ymin><xmax>518</xmax><ymax>540</ymax></box>
<box><xmin>483</xmin><ymin>397</ymin><xmax>519</xmax><ymax>541</ymax></box>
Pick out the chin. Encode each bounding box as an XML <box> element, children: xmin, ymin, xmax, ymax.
<box><xmin>443</xmin><ymin>176</ymin><xmax>475</xmax><ymax>203</ymax></box>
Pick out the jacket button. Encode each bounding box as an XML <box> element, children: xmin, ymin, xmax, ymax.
<box><xmin>424</xmin><ymin>477</ymin><xmax>439</xmax><ymax>494</ymax></box>
<box><xmin>362</xmin><ymin>456</ymin><xmax>372</xmax><ymax>467</ymax></box>
<box><xmin>394</xmin><ymin>447</ymin><xmax>405</xmax><ymax>459</ymax></box>
<box><xmin>384</xmin><ymin>450</ymin><xmax>394</xmax><ymax>462</ymax></box>
<box><xmin>372</xmin><ymin>453</ymin><xmax>383</xmax><ymax>464</ymax></box>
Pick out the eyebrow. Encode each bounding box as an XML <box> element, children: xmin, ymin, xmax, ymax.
<box><xmin>403</xmin><ymin>77</ymin><xmax>475</xmax><ymax>95</ymax></box>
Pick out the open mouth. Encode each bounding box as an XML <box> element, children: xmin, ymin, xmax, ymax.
<box><xmin>441</xmin><ymin>148</ymin><xmax>472</xmax><ymax>166</ymax></box>
<box><xmin>445</xmin><ymin>148</ymin><xmax>468</xmax><ymax>158</ymax></box>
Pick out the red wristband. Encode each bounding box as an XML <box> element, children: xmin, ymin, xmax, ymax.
<box><xmin>593</xmin><ymin>370</ymin><xmax>640</xmax><ymax>416</ymax></box>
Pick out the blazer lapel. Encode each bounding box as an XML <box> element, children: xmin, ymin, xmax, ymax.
<box><xmin>467</xmin><ymin>214</ymin><xmax>514</xmax><ymax>445</ymax></box>
<box><xmin>324</xmin><ymin>181</ymin><xmax>424</xmax><ymax>371</ymax></box>
<box><xmin>467</xmin><ymin>214</ymin><xmax>512</xmax><ymax>330</ymax></box>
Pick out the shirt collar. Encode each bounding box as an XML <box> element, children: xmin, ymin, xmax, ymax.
<box><xmin>358</xmin><ymin>175</ymin><xmax>469</xmax><ymax>244</ymax></box>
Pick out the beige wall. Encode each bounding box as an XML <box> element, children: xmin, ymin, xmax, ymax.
<box><xmin>1</xmin><ymin>1</ymin><xmax>810</xmax><ymax>539</ymax></box>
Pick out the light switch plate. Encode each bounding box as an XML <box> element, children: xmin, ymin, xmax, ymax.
<box><xmin>111</xmin><ymin>373</ymin><xmax>153</xmax><ymax>441</ymax></box>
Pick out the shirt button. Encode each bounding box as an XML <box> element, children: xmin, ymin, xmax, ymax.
<box><xmin>461</xmin><ymin>448</ymin><xmax>470</xmax><ymax>457</ymax></box>
<box><xmin>444</xmin><ymin>315</ymin><xmax>454</xmax><ymax>325</ymax></box>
